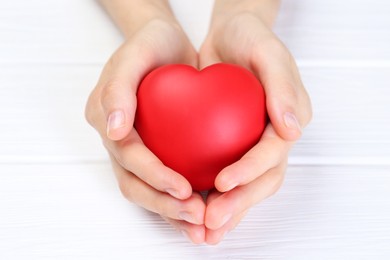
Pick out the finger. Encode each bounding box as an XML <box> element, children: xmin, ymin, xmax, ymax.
<box><xmin>205</xmin><ymin>210</ymin><xmax>248</xmax><ymax>245</ymax></box>
<box><xmin>85</xmin><ymin>48</ymin><xmax>145</xmax><ymax>141</ymax></box>
<box><xmin>101</xmin><ymin>80</ymin><xmax>137</xmax><ymax>141</ymax></box>
<box><xmin>205</xmin><ymin>161</ymin><xmax>286</xmax><ymax>230</ymax></box>
<box><xmin>206</xmin><ymin>189</ymin><xmax>223</xmax><ymax>206</ymax></box>
<box><xmin>215</xmin><ymin>124</ymin><xmax>292</xmax><ymax>192</ymax></box>
<box><xmin>106</xmin><ymin>130</ymin><xmax>193</xmax><ymax>200</ymax></box>
<box><xmin>162</xmin><ymin>216</ymin><xmax>206</xmax><ymax>244</ymax></box>
<box><xmin>252</xmin><ymin>40</ymin><xmax>308</xmax><ymax>142</ymax></box>
<box><xmin>88</xmin><ymin>25</ymin><xmax>197</xmax><ymax>142</ymax></box>
<box><xmin>198</xmin><ymin>42</ymin><xmax>221</xmax><ymax>69</ymax></box>
<box><xmin>199</xmin><ymin>54</ymin><xmax>221</xmax><ymax>69</ymax></box>
<box><xmin>205</xmin><ymin>190</ymin><xmax>247</xmax><ymax>245</ymax></box>
<box><xmin>97</xmin><ymin>39</ymin><xmax>159</xmax><ymax>141</ymax></box>
<box><xmin>112</xmin><ymin>156</ymin><xmax>206</xmax><ymax>225</ymax></box>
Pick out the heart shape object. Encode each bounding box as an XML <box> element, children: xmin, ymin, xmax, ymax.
<box><xmin>135</xmin><ymin>63</ymin><xmax>267</xmax><ymax>191</ymax></box>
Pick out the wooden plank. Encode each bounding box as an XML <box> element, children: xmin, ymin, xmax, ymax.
<box><xmin>0</xmin><ymin>64</ymin><xmax>106</xmax><ymax>162</ymax></box>
<box><xmin>291</xmin><ymin>67</ymin><xmax>390</xmax><ymax>164</ymax></box>
<box><xmin>275</xmin><ymin>0</ymin><xmax>390</xmax><ymax>61</ymax></box>
<box><xmin>0</xmin><ymin>0</ymin><xmax>122</xmax><ymax>64</ymax></box>
<box><xmin>0</xmin><ymin>163</ymin><xmax>389</xmax><ymax>258</ymax></box>
<box><xmin>0</xmin><ymin>0</ymin><xmax>389</xmax><ymax>258</ymax></box>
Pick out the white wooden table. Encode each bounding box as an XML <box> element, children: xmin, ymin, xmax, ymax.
<box><xmin>1</xmin><ymin>0</ymin><xmax>389</xmax><ymax>259</ymax></box>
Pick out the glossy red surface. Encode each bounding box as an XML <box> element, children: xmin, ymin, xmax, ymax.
<box><xmin>135</xmin><ymin>63</ymin><xmax>267</xmax><ymax>191</ymax></box>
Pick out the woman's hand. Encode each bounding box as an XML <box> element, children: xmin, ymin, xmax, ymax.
<box><xmin>199</xmin><ymin>0</ymin><xmax>312</xmax><ymax>244</ymax></box>
<box><xmin>85</xmin><ymin>0</ymin><xmax>206</xmax><ymax>244</ymax></box>
<box><xmin>86</xmin><ymin>0</ymin><xmax>312</xmax><ymax>245</ymax></box>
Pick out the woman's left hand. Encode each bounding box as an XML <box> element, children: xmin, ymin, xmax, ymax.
<box><xmin>199</xmin><ymin>1</ymin><xmax>312</xmax><ymax>244</ymax></box>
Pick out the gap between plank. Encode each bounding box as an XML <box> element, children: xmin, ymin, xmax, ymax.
<box><xmin>0</xmin><ymin>156</ymin><xmax>389</xmax><ymax>166</ymax></box>
<box><xmin>0</xmin><ymin>59</ymin><xmax>390</xmax><ymax>68</ymax></box>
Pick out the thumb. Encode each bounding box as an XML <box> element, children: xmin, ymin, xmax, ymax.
<box><xmin>101</xmin><ymin>79</ymin><xmax>137</xmax><ymax>141</ymax></box>
<box><xmin>98</xmin><ymin>39</ymin><xmax>156</xmax><ymax>141</ymax></box>
<box><xmin>255</xmin><ymin>59</ymin><xmax>304</xmax><ymax>141</ymax></box>
<box><xmin>265</xmin><ymin>80</ymin><xmax>302</xmax><ymax>142</ymax></box>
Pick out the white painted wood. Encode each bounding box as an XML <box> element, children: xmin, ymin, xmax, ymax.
<box><xmin>169</xmin><ymin>0</ymin><xmax>213</xmax><ymax>50</ymax></box>
<box><xmin>0</xmin><ymin>0</ymin><xmax>121</xmax><ymax>64</ymax></box>
<box><xmin>291</xmin><ymin>67</ymin><xmax>390</xmax><ymax>163</ymax></box>
<box><xmin>1</xmin><ymin>0</ymin><xmax>390</xmax><ymax>259</ymax></box>
<box><xmin>275</xmin><ymin>0</ymin><xmax>390</xmax><ymax>61</ymax></box>
<box><xmin>0</xmin><ymin>0</ymin><xmax>389</xmax><ymax>63</ymax></box>
<box><xmin>0</xmin><ymin>164</ymin><xmax>389</xmax><ymax>258</ymax></box>
<box><xmin>0</xmin><ymin>64</ymin><xmax>106</xmax><ymax>162</ymax></box>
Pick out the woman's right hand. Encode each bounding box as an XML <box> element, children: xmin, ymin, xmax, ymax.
<box><xmin>85</xmin><ymin>12</ymin><xmax>206</xmax><ymax>244</ymax></box>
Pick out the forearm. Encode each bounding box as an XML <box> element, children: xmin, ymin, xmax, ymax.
<box><xmin>99</xmin><ymin>0</ymin><xmax>178</xmax><ymax>38</ymax></box>
<box><xmin>212</xmin><ymin>0</ymin><xmax>280</xmax><ymax>28</ymax></box>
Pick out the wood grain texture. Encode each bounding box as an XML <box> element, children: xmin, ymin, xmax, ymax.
<box><xmin>1</xmin><ymin>0</ymin><xmax>389</xmax><ymax>259</ymax></box>
<box><xmin>275</xmin><ymin>0</ymin><xmax>390</xmax><ymax>61</ymax></box>
<box><xmin>1</xmin><ymin>164</ymin><xmax>389</xmax><ymax>259</ymax></box>
<box><xmin>1</xmin><ymin>0</ymin><xmax>389</xmax><ymax>63</ymax></box>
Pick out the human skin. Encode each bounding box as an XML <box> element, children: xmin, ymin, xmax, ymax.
<box><xmin>196</xmin><ymin>0</ymin><xmax>312</xmax><ymax>244</ymax></box>
<box><xmin>85</xmin><ymin>0</ymin><xmax>312</xmax><ymax>245</ymax></box>
<box><xmin>85</xmin><ymin>0</ymin><xmax>206</xmax><ymax>244</ymax></box>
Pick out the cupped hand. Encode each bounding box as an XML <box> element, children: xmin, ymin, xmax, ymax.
<box><xmin>199</xmin><ymin>12</ymin><xmax>312</xmax><ymax>244</ymax></box>
<box><xmin>200</xmin><ymin>12</ymin><xmax>312</xmax><ymax>141</ymax></box>
<box><xmin>85</xmin><ymin>18</ymin><xmax>206</xmax><ymax>244</ymax></box>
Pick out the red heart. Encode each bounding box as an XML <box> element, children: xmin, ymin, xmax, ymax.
<box><xmin>135</xmin><ymin>63</ymin><xmax>267</xmax><ymax>191</ymax></box>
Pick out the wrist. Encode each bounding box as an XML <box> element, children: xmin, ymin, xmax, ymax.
<box><xmin>211</xmin><ymin>0</ymin><xmax>280</xmax><ymax>28</ymax></box>
<box><xmin>100</xmin><ymin>0</ymin><xmax>179</xmax><ymax>38</ymax></box>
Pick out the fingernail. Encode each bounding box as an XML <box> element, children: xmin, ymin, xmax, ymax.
<box><xmin>107</xmin><ymin>110</ymin><xmax>125</xmax><ymax>134</ymax></box>
<box><xmin>179</xmin><ymin>211</ymin><xmax>198</xmax><ymax>225</ymax></box>
<box><xmin>219</xmin><ymin>213</ymin><xmax>232</xmax><ymax>229</ymax></box>
<box><xmin>283</xmin><ymin>112</ymin><xmax>301</xmax><ymax>132</ymax></box>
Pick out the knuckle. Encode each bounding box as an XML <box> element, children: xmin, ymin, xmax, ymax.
<box><xmin>305</xmin><ymin>97</ymin><xmax>314</xmax><ymax>124</ymax></box>
<box><xmin>107</xmin><ymin>140</ymin><xmax>130</xmax><ymax>171</ymax></box>
<box><xmin>153</xmin><ymin>164</ymin><xmax>175</xmax><ymax>187</ymax></box>
<box><xmin>84</xmin><ymin>103</ymin><xmax>94</xmax><ymax>126</ymax></box>
<box><xmin>298</xmin><ymin>88</ymin><xmax>314</xmax><ymax>126</ymax></box>
<box><xmin>281</xmin><ymin>82</ymin><xmax>299</xmax><ymax>102</ymax></box>
<box><xmin>270</xmin><ymin>174</ymin><xmax>285</xmax><ymax>196</ymax></box>
<box><xmin>101</xmin><ymin>138</ymin><xmax>111</xmax><ymax>152</ymax></box>
<box><xmin>114</xmin><ymin>150</ymin><xmax>129</xmax><ymax>172</ymax></box>
<box><xmin>271</xmin><ymin>162</ymin><xmax>287</xmax><ymax>192</ymax></box>
<box><xmin>265</xmin><ymin>76</ymin><xmax>298</xmax><ymax>102</ymax></box>
<box><xmin>268</xmin><ymin>39</ymin><xmax>291</xmax><ymax>60</ymax></box>
<box><xmin>85</xmin><ymin>87</ymin><xmax>101</xmax><ymax>127</ymax></box>
<box><xmin>118</xmin><ymin>177</ymin><xmax>135</xmax><ymax>202</ymax></box>
<box><xmin>137</xmin><ymin>160</ymin><xmax>175</xmax><ymax>193</ymax></box>
<box><xmin>305</xmin><ymin>104</ymin><xmax>313</xmax><ymax>125</ymax></box>
<box><xmin>155</xmin><ymin>199</ymin><xmax>169</xmax><ymax>217</ymax></box>
<box><xmin>254</xmin><ymin>37</ymin><xmax>289</xmax><ymax>61</ymax></box>
<box><xmin>114</xmin><ymin>139</ymin><xmax>138</xmax><ymax>171</ymax></box>
<box><xmin>153</xmin><ymin>192</ymin><xmax>179</xmax><ymax>218</ymax></box>
<box><xmin>100</xmin><ymin>80</ymin><xmax>122</xmax><ymax>111</ymax></box>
